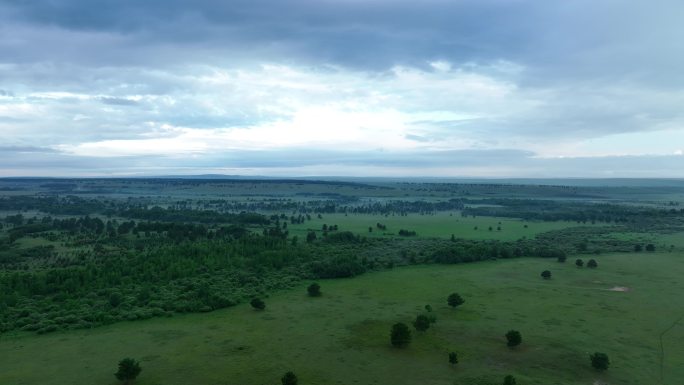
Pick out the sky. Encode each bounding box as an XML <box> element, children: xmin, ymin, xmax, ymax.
<box><xmin>1</xmin><ymin>0</ymin><xmax>683</xmax><ymax>177</ymax></box>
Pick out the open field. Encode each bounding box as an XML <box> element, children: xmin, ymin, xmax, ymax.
<box><xmin>2</xmin><ymin>252</ymin><xmax>683</xmax><ymax>385</ymax></box>
<box><xmin>287</xmin><ymin>212</ymin><xmax>594</xmax><ymax>241</ymax></box>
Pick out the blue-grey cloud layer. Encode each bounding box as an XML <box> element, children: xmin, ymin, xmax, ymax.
<box><xmin>1</xmin><ymin>0</ymin><xmax>683</xmax><ymax>176</ymax></box>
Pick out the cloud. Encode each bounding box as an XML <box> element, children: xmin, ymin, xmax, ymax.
<box><xmin>1</xmin><ymin>0</ymin><xmax>684</xmax><ymax>176</ymax></box>
<box><xmin>0</xmin><ymin>146</ymin><xmax>59</xmax><ymax>153</ymax></box>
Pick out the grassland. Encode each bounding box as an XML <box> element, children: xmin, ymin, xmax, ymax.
<box><xmin>2</xmin><ymin>252</ymin><xmax>683</xmax><ymax>385</ymax></box>
<box><xmin>288</xmin><ymin>212</ymin><xmax>590</xmax><ymax>241</ymax></box>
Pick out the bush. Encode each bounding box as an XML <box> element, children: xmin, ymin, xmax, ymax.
<box><xmin>505</xmin><ymin>330</ymin><xmax>522</xmax><ymax>347</ymax></box>
<box><xmin>281</xmin><ymin>371</ymin><xmax>298</xmax><ymax>385</ymax></box>
<box><xmin>541</xmin><ymin>270</ymin><xmax>551</xmax><ymax>279</ymax></box>
<box><xmin>575</xmin><ymin>259</ymin><xmax>584</xmax><ymax>267</ymax></box>
<box><xmin>587</xmin><ymin>259</ymin><xmax>598</xmax><ymax>268</ymax></box>
<box><xmin>413</xmin><ymin>314</ymin><xmax>431</xmax><ymax>331</ymax></box>
<box><xmin>447</xmin><ymin>293</ymin><xmax>465</xmax><ymax>308</ymax></box>
<box><xmin>390</xmin><ymin>322</ymin><xmax>411</xmax><ymax>347</ymax></box>
<box><xmin>503</xmin><ymin>375</ymin><xmax>517</xmax><ymax>385</ymax></box>
<box><xmin>250</xmin><ymin>298</ymin><xmax>265</xmax><ymax>310</ymax></box>
<box><xmin>590</xmin><ymin>352</ymin><xmax>610</xmax><ymax>370</ymax></box>
<box><xmin>307</xmin><ymin>283</ymin><xmax>321</xmax><ymax>297</ymax></box>
<box><xmin>115</xmin><ymin>358</ymin><xmax>142</xmax><ymax>384</ymax></box>
<box><xmin>448</xmin><ymin>351</ymin><xmax>458</xmax><ymax>365</ymax></box>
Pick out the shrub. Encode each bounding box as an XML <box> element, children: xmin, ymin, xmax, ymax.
<box><xmin>447</xmin><ymin>293</ymin><xmax>465</xmax><ymax>308</ymax></box>
<box><xmin>281</xmin><ymin>371</ymin><xmax>298</xmax><ymax>385</ymax></box>
<box><xmin>505</xmin><ymin>330</ymin><xmax>522</xmax><ymax>347</ymax></box>
<box><xmin>413</xmin><ymin>314</ymin><xmax>431</xmax><ymax>331</ymax></box>
<box><xmin>390</xmin><ymin>322</ymin><xmax>411</xmax><ymax>347</ymax></box>
<box><xmin>590</xmin><ymin>352</ymin><xmax>610</xmax><ymax>370</ymax></box>
<box><xmin>115</xmin><ymin>358</ymin><xmax>142</xmax><ymax>384</ymax></box>
<box><xmin>250</xmin><ymin>298</ymin><xmax>265</xmax><ymax>310</ymax></box>
<box><xmin>307</xmin><ymin>283</ymin><xmax>321</xmax><ymax>297</ymax></box>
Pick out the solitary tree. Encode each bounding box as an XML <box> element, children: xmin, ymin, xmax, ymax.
<box><xmin>115</xmin><ymin>358</ymin><xmax>142</xmax><ymax>385</ymax></box>
<box><xmin>447</xmin><ymin>293</ymin><xmax>465</xmax><ymax>308</ymax></box>
<box><xmin>590</xmin><ymin>352</ymin><xmax>610</xmax><ymax>371</ymax></box>
<box><xmin>503</xmin><ymin>374</ymin><xmax>517</xmax><ymax>385</ymax></box>
<box><xmin>390</xmin><ymin>322</ymin><xmax>412</xmax><ymax>347</ymax></box>
<box><xmin>413</xmin><ymin>314</ymin><xmax>431</xmax><ymax>332</ymax></box>
<box><xmin>505</xmin><ymin>330</ymin><xmax>522</xmax><ymax>347</ymax></box>
<box><xmin>250</xmin><ymin>298</ymin><xmax>265</xmax><ymax>310</ymax></box>
<box><xmin>282</xmin><ymin>371</ymin><xmax>298</xmax><ymax>385</ymax></box>
<box><xmin>575</xmin><ymin>259</ymin><xmax>584</xmax><ymax>268</ymax></box>
<box><xmin>307</xmin><ymin>283</ymin><xmax>321</xmax><ymax>297</ymax></box>
<box><xmin>448</xmin><ymin>351</ymin><xmax>458</xmax><ymax>365</ymax></box>
<box><xmin>587</xmin><ymin>259</ymin><xmax>598</xmax><ymax>268</ymax></box>
<box><xmin>541</xmin><ymin>270</ymin><xmax>552</xmax><ymax>279</ymax></box>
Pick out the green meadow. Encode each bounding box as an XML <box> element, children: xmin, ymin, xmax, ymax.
<box><xmin>287</xmin><ymin>212</ymin><xmax>588</xmax><ymax>241</ymax></box>
<box><xmin>2</xmin><ymin>252</ymin><xmax>682</xmax><ymax>385</ymax></box>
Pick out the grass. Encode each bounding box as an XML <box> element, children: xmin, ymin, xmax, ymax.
<box><xmin>2</xmin><ymin>252</ymin><xmax>684</xmax><ymax>385</ymax></box>
<box><xmin>287</xmin><ymin>212</ymin><xmax>588</xmax><ymax>241</ymax></box>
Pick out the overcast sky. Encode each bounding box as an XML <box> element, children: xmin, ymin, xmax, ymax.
<box><xmin>1</xmin><ymin>0</ymin><xmax>683</xmax><ymax>177</ymax></box>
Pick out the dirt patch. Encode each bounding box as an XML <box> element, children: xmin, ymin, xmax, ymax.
<box><xmin>607</xmin><ymin>286</ymin><xmax>630</xmax><ymax>292</ymax></box>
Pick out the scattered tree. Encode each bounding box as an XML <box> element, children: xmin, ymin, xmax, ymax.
<box><xmin>282</xmin><ymin>371</ymin><xmax>298</xmax><ymax>385</ymax></box>
<box><xmin>307</xmin><ymin>283</ymin><xmax>321</xmax><ymax>297</ymax></box>
<box><xmin>634</xmin><ymin>244</ymin><xmax>643</xmax><ymax>252</ymax></box>
<box><xmin>390</xmin><ymin>322</ymin><xmax>412</xmax><ymax>347</ymax></box>
<box><xmin>575</xmin><ymin>259</ymin><xmax>584</xmax><ymax>268</ymax></box>
<box><xmin>505</xmin><ymin>330</ymin><xmax>522</xmax><ymax>347</ymax></box>
<box><xmin>447</xmin><ymin>293</ymin><xmax>465</xmax><ymax>308</ymax></box>
<box><xmin>413</xmin><ymin>314</ymin><xmax>431</xmax><ymax>331</ymax></box>
<box><xmin>541</xmin><ymin>270</ymin><xmax>552</xmax><ymax>279</ymax></box>
<box><xmin>448</xmin><ymin>351</ymin><xmax>458</xmax><ymax>365</ymax></box>
<box><xmin>250</xmin><ymin>298</ymin><xmax>265</xmax><ymax>310</ymax></box>
<box><xmin>645</xmin><ymin>243</ymin><xmax>656</xmax><ymax>252</ymax></box>
<box><xmin>115</xmin><ymin>358</ymin><xmax>142</xmax><ymax>384</ymax></box>
<box><xmin>587</xmin><ymin>259</ymin><xmax>598</xmax><ymax>268</ymax></box>
<box><xmin>503</xmin><ymin>374</ymin><xmax>517</xmax><ymax>385</ymax></box>
<box><xmin>590</xmin><ymin>352</ymin><xmax>610</xmax><ymax>371</ymax></box>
